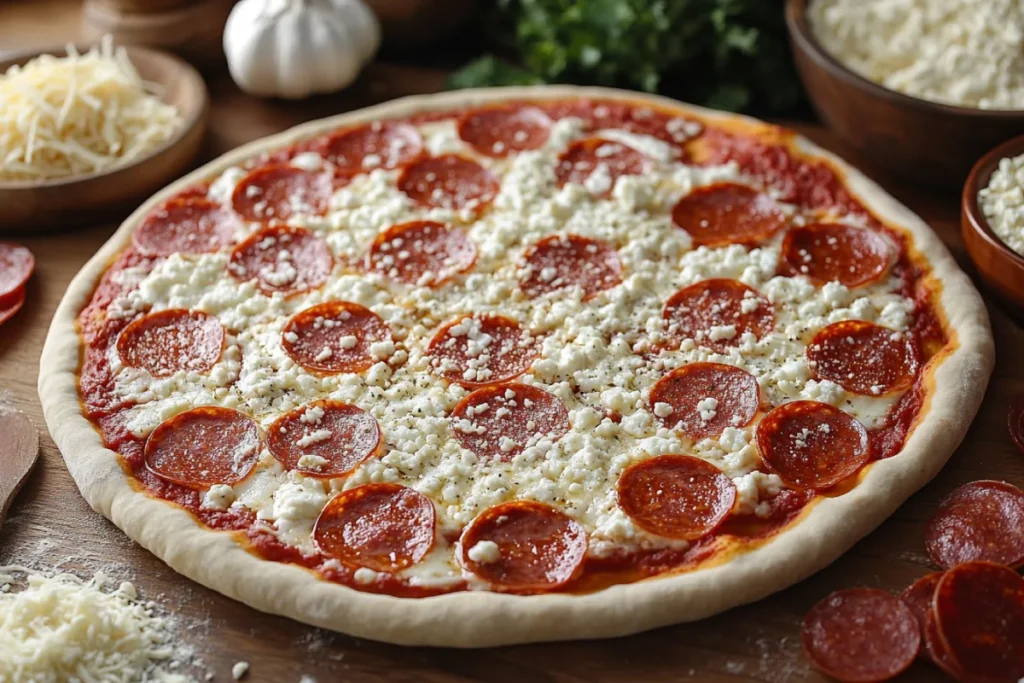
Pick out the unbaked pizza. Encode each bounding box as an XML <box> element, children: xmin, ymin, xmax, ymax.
<box><xmin>40</xmin><ymin>87</ymin><xmax>993</xmax><ymax>646</ymax></box>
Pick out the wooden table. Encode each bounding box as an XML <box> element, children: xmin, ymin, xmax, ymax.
<box><xmin>2</xmin><ymin>5</ymin><xmax>1023</xmax><ymax>682</ymax></box>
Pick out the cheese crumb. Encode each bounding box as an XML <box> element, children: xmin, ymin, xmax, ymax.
<box><xmin>466</xmin><ymin>540</ymin><xmax>501</xmax><ymax>564</ymax></box>
<box><xmin>232</xmin><ymin>661</ymin><xmax>250</xmax><ymax>680</ymax></box>
<box><xmin>980</xmin><ymin>151</ymin><xmax>1024</xmax><ymax>255</ymax></box>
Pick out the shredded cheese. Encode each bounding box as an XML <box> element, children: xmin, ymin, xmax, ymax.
<box><xmin>0</xmin><ymin>35</ymin><xmax>183</xmax><ymax>182</ymax></box>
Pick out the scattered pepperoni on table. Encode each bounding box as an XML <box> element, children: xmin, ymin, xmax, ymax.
<box><xmin>756</xmin><ymin>400</ymin><xmax>870</xmax><ymax>492</ymax></box>
<box><xmin>898</xmin><ymin>572</ymin><xmax>943</xmax><ymax>635</ymax></box>
<box><xmin>228</xmin><ymin>225</ymin><xmax>333</xmax><ymax>296</ymax></box>
<box><xmin>922</xmin><ymin>609</ymin><xmax>963</xmax><ymax>678</ymax></box>
<box><xmin>0</xmin><ymin>242</ymin><xmax>34</xmax><ymax>308</ymax></box>
<box><xmin>267</xmin><ymin>400</ymin><xmax>380</xmax><ymax>477</ymax></box>
<box><xmin>924</xmin><ymin>480</ymin><xmax>1024</xmax><ymax>569</ymax></box>
<box><xmin>671</xmin><ymin>183</ymin><xmax>786</xmax><ymax>248</ymax></box>
<box><xmin>1008</xmin><ymin>395</ymin><xmax>1024</xmax><ymax>455</ymax></box>
<box><xmin>932</xmin><ymin>561</ymin><xmax>1024</xmax><ymax>682</ymax></box>
<box><xmin>649</xmin><ymin>362</ymin><xmax>760</xmax><ymax>440</ymax></box>
<box><xmin>281</xmin><ymin>301</ymin><xmax>390</xmax><ymax>375</ymax></box>
<box><xmin>397</xmin><ymin>154</ymin><xmax>499</xmax><ymax>212</ymax></box>
<box><xmin>662</xmin><ymin>279</ymin><xmax>774</xmax><ymax>353</ymax></box>
<box><xmin>519</xmin><ymin>234</ymin><xmax>622</xmax><ymax>301</ymax></box>
<box><xmin>427</xmin><ymin>314</ymin><xmax>539</xmax><ymax>387</ymax></box>
<box><xmin>133</xmin><ymin>199</ymin><xmax>237</xmax><ymax>257</ymax></box>
<box><xmin>459</xmin><ymin>500</ymin><xmax>586</xmax><ymax>592</ymax></box>
<box><xmin>320</xmin><ymin>121</ymin><xmax>424</xmax><ymax>175</ymax></box>
<box><xmin>807</xmin><ymin>321</ymin><xmax>919</xmax><ymax>396</ymax></box>
<box><xmin>231</xmin><ymin>165</ymin><xmax>332</xmax><ymax>222</ymax></box>
<box><xmin>458</xmin><ymin>105</ymin><xmax>552</xmax><ymax>157</ymax></box>
<box><xmin>801</xmin><ymin>588</ymin><xmax>920</xmax><ymax>683</ymax></box>
<box><xmin>313</xmin><ymin>483</ymin><xmax>435</xmax><ymax>573</ymax></box>
<box><xmin>781</xmin><ymin>223</ymin><xmax>893</xmax><ymax>288</ymax></box>
<box><xmin>451</xmin><ymin>383</ymin><xmax>569</xmax><ymax>461</ymax></box>
<box><xmin>367</xmin><ymin>220</ymin><xmax>477</xmax><ymax>286</ymax></box>
<box><xmin>0</xmin><ymin>288</ymin><xmax>26</xmax><ymax>326</ymax></box>
<box><xmin>116</xmin><ymin>309</ymin><xmax>225</xmax><ymax>378</ymax></box>
<box><xmin>554</xmin><ymin>138</ymin><xmax>647</xmax><ymax>197</ymax></box>
<box><xmin>617</xmin><ymin>454</ymin><xmax>736</xmax><ymax>541</ymax></box>
<box><xmin>144</xmin><ymin>406</ymin><xmax>261</xmax><ymax>488</ymax></box>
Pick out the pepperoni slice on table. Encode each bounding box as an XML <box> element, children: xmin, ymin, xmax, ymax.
<box><xmin>367</xmin><ymin>220</ymin><xmax>477</xmax><ymax>286</ymax></box>
<box><xmin>133</xmin><ymin>199</ymin><xmax>237</xmax><ymax>257</ymax></box>
<box><xmin>459</xmin><ymin>500</ymin><xmax>586</xmax><ymax>592</ymax></box>
<box><xmin>807</xmin><ymin>321</ymin><xmax>918</xmax><ymax>396</ymax></box>
<box><xmin>313</xmin><ymin>483</ymin><xmax>435</xmax><ymax>573</ymax></box>
<box><xmin>427</xmin><ymin>314</ymin><xmax>539</xmax><ymax>387</ymax></box>
<box><xmin>144</xmin><ymin>407</ymin><xmax>260</xmax><ymax>488</ymax></box>
<box><xmin>282</xmin><ymin>301</ymin><xmax>390</xmax><ymax>375</ymax></box>
<box><xmin>781</xmin><ymin>223</ymin><xmax>893</xmax><ymax>288</ymax></box>
<box><xmin>649</xmin><ymin>362</ymin><xmax>760</xmax><ymax>440</ymax></box>
<box><xmin>267</xmin><ymin>400</ymin><xmax>380</xmax><ymax>477</ymax></box>
<box><xmin>554</xmin><ymin>138</ymin><xmax>648</xmax><ymax>197</ymax></box>
<box><xmin>116</xmin><ymin>309</ymin><xmax>225</xmax><ymax>377</ymax></box>
<box><xmin>397</xmin><ymin>154</ymin><xmax>499</xmax><ymax>213</ymax></box>
<box><xmin>756</xmin><ymin>401</ymin><xmax>870</xmax><ymax>492</ymax></box>
<box><xmin>663</xmin><ymin>279</ymin><xmax>774</xmax><ymax>353</ymax></box>
<box><xmin>519</xmin><ymin>235</ymin><xmax>622</xmax><ymax>301</ymax></box>
<box><xmin>320</xmin><ymin>121</ymin><xmax>424</xmax><ymax>175</ymax></box>
<box><xmin>923</xmin><ymin>609</ymin><xmax>963</xmax><ymax>678</ymax></box>
<box><xmin>1009</xmin><ymin>395</ymin><xmax>1024</xmax><ymax>455</ymax></box>
<box><xmin>229</xmin><ymin>225</ymin><xmax>333</xmax><ymax>296</ymax></box>
<box><xmin>451</xmin><ymin>383</ymin><xmax>569</xmax><ymax>461</ymax></box>
<box><xmin>933</xmin><ymin>562</ymin><xmax>1024</xmax><ymax>682</ymax></box>
<box><xmin>0</xmin><ymin>243</ymin><xmax>34</xmax><ymax>308</ymax></box>
<box><xmin>802</xmin><ymin>588</ymin><xmax>920</xmax><ymax>683</ymax></box>
<box><xmin>231</xmin><ymin>165</ymin><xmax>332</xmax><ymax>222</ymax></box>
<box><xmin>457</xmin><ymin>105</ymin><xmax>552</xmax><ymax>157</ymax></box>
<box><xmin>898</xmin><ymin>572</ymin><xmax>944</xmax><ymax>635</ymax></box>
<box><xmin>617</xmin><ymin>454</ymin><xmax>736</xmax><ymax>540</ymax></box>
<box><xmin>671</xmin><ymin>183</ymin><xmax>786</xmax><ymax>248</ymax></box>
<box><xmin>924</xmin><ymin>480</ymin><xmax>1024</xmax><ymax>570</ymax></box>
<box><xmin>0</xmin><ymin>287</ymin><xmax>25</xmax><ymax>326</ymax></box>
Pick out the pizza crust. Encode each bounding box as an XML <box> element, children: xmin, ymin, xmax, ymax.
<box><xmin>38</xmin><ymin>86</ymin><xmax>994</xmax><ymax>646</ymax></box>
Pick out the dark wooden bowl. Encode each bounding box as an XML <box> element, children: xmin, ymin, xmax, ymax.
<box><xmin>962</xmin><ymin>134</ymin><xmax>1024</xmax><ymax>318</ymax></box>
<box><xmin>786</xmin><ymin>0</ymin><xmax>1024</xmax><ymax>189</ymax></box>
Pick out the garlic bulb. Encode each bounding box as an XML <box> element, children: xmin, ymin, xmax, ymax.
<box><xmin>224</xmin><ymin>0</ymin><xmax>380</xmax><ymax>99</ymax></box>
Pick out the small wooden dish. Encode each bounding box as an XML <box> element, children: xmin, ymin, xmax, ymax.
<box><xmin>0</xmin><ymin>44</ymin><xmax>208</xmax><ymax>233</ymax></box>
<box><xmin>962</xmin><ymin>134</ymin><xmax>1024</xmax><ymax>317</ymax></box>
<box><xmin>786</xmin><ymin>0</ymin><xmax>1024</xmax><ymax>189</ymax></box>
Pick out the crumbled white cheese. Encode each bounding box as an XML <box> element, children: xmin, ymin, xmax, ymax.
<box><xmin>980</xmin><ymin>151</ymin><xmax>1024</xmax><ymax>255</ymax></box>
<box><xmin>466</xmin><ymin>540</ymin><xmax>501</xmax><ymax>564</ymax></box>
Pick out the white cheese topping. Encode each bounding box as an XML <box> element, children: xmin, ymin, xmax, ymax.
<box><xmin>466</xmin><ymin>540</ymin><xmax>501</xmax><ymax>564</ymax></box>
<box><xmin>980</xmin><ymin>152</ymin><xmax>1024</xmax><ymax>256</ymax></box>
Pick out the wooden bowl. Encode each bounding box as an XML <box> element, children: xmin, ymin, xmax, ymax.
<box><xmin>962</xmin><ymin>134</ymin><xmax>1024</xmax><ymax>318</ymax></box>
<box><xmin>0</xmin><ymin>44</ymin><xmax>208</xmax><ymax>234</ymax></box>
<box><xmin>786</xmin><ymin>0</ymin><xmax>1024</xmax><ymax>189</ymax></box>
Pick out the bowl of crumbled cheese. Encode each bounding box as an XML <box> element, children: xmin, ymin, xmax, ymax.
<box><xmin>0</xmin><ymin>37</ymin><xmax>207</xmax><ymax>232</ymax></box>
<box><xmin>787</xmin><ymin>0</ymin><xmax>1024</xmax><ymax>188</ymax></box>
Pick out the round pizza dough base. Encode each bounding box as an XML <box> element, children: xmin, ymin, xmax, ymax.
<box><xmin>38</xmin><ymin>86</ymin><xmax>994</xmax><ymax>647</ymax></box>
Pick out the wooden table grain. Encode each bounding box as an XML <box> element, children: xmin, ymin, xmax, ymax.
<box><xmin>2</xmin><ymin>5</ymin><xmax>1023</xmax><ymax>682</ymax></box>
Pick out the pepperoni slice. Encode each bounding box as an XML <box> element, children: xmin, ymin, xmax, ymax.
<box><xmin>144</xmin><ymin>407</ymin><xmax>260</xmax><ymax>488</ymax></box>
<box><xmin>933</xmin><ymin>562</ymin><xmax>1024</xmax><ymax>682</ymax></box>
<box><xmin>320</xmin><ymin>121</ymin><xmax>424</xmax><ymax>175</ymax></box>
<box><xmin>231</xmin><ymin>165</ymin><xmax>332</xmax><ymax>222</ymax></box>
<box><xmin>663</xmin><ymin>279</ymin><xmax>774</xmax><ymax>353</ymax></box>
<box><xmin>133</xmin><ymin>199</ymin><xmax>237</xmax><ymax>257</ymax></box>
<box><xmin>397</xmin><ymin>154</ymin><xmax>499</xmax><ymax>212</ymax></box>
<box><xmin>427</xmin><ymin>314</ymin><xmax>539</xmax><ymax>387</ymax></box>
<box><xmin>457</xmin><ymin>105</ymin><xmax>552</xmax><ymax>157</ymax></box>
<box><xmin>281</xmin><ymin>301</ymin><xmax>390</xmax><ymax>375</ymax></box>
<box><xmin>1009</xmin><ymin>395</ymin><xmax>1024</xmax><ymax>455</ymax></box>
<box><xmin>617</xmin><ymin>455</ymin><xmax>737</xmax><ymax>540</ymax></box>
<box><xmin>267</xmin><ymin>400</ymin><xmax>380</xmax><ymax>477</ymax></box>
<box><xmin>313</xmin><ymin>483</ymin><xmax>435</xmax><ymax>572</ymax></box>
<box><xmin>0</xmin><ymin>287</ymin><xmax>25</xmax><ymax>326</ymax></box>
<box><xmin>0</xmin><ymin>243</ymin><xmax>34</xmax><ymax>307</ymax></box>
<box><xmin>545</xmin><ymin>101</ymin><xmax>702</xmax><ymax>147</ymax></box>
<box><xmin>671</xmin><ymin>183</ymin><xmax>786</xmax><ymax>248</ymax></box>
<box><xmin>116</xmin><ymin>309</ymin><xmax>224</xmax><ymax>378</ymax></box>
<box><xmin>367</xmin><ymin>220</ymin><xmax>477</xmax><ymax>287</ymax></box>
<box><xmin>554</xmin><ymin>138</ymin><xmax>647</xmax><ymax>197</ymax></box>
<box><xmin>451</xmin><ymin>383</ymin><xmax>568</xmax><ymax>461</ymax></box>
<box><xmin>802</xmin><ymin>588</ymin><xmax>920</xmax><ymax>683</ymax></box>
<box><xmin>228</xmin><ymin>225</ymin><xmax>333</xmax><ymax>296</ymax></box>
<box><xmin>807</xmin><ymin>321</ymin><xmax>919</xmax><ymax>396</ymax></box>
<box><xmin>756</xmin><ymin>401</ymin><xmax>870</xmax><ymax>491</ymax></box>
<box><xmin>923</xmin><ymin>609</ymin><xmax>964</xmax><ymax>678</ymax></box>
<box><xmin>649</xmin><ymin>362</ymin><xmax>760</xmax><ymax>440</ymax></box>
<box><xmin>519</xmin><ymin>235</ymin><xmax>622</xmax><ymax>301</ymax></box>
<box><xmin>924</xmin><ymin>480</ymin><xmax>1024</xmax><ymax>570</ymax></box>
<box><xmin>781</xmin><ymin>223</ymin><xmax>893</xmax><ymax>288</ymax></box>
<box><xmin>899</xmin><ymin>572</ymin><xmax>943</xmax><ymax>634</ymax></box>
<box><xmin>459</xmin><ymin>500</ymin><xmax>586</xmax><ymax>592</ymax></box>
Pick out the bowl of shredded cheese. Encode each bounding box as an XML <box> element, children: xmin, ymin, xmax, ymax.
<box><xmin>787</xmin><ymin>0</ymin><xmax>1024</xmax><ymax>188</ymax></box>
<box><xmin>0</xmin><ymin>37</ymin><xmax>207</xmax><ymax>232</ymax></box>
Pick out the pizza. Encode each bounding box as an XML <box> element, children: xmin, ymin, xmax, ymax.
<box><xmin>39</xmin><ymin>87</ymin><xmax>994</xmax><ymax>646</ymax></box>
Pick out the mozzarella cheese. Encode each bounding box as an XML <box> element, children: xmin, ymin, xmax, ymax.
<box><xmin>979</xmin><ymin>152</ymin><xmax>1024</xmax><ymax>256</ymax></box>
